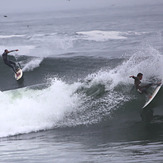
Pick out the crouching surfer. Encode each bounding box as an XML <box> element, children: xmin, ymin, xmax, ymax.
<box><xmin>129</xmin><ymin>73</ymin><xmax>152</xmax><ymax>95</ymax></box>
<box><xmin>130</xmin><ymin>73</ymin><xmax>161</xmax><ymax>96</ymax></box>
<box><xmin>2</xmin><ymin>49</ymin><xmax>20</xmax><ymax>77</ymax></box>
<box><xmin>130</xmin><ymin>73</ymin><xmax>161</xmax><ymax>122</ymax></box>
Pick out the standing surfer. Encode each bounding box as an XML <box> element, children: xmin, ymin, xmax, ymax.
<box><xmin>2</xmin><ymin>49</ymin><xmax>20</xmax><ymax>76</ymax></box>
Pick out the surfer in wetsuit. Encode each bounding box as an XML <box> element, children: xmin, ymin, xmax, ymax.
<box><xmin>2</xmin><ymin>49</ymin><xmax>20</xmax><ymax>76</ymax></box>
<box><xmin>129</xmin><ymin>73</ymin><xmax>153</xmax><ymax>94</ymax></box>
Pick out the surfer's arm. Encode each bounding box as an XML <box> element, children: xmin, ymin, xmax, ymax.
<box><xmin>8</xmin><ymin>49</ymin><xmax>19</xmax><ymax>53</ymax></box>
<box><xmin>129</xmin><ymin>76</ymin><xmax>136</xmax><ymax>79</ymax></box>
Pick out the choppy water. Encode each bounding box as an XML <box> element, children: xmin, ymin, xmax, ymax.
<box><xmin>0</xmin><ymin>2</ymin><xmax>163</xmax><ymax>163</ymax></box>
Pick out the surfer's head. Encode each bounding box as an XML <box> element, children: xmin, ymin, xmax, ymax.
<box><xmin>137</xmin><ymin>73</ymin><xmax>143</xmax><ymax>80</ymax></box>
<box><xmin>4</xmin><ymin>49</ymin><xmax>8</xmax><ymax>53</ymax></box>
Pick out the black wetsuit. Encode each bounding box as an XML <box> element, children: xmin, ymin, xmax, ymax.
<box><xmin>132</xmin><ymin>76</ymin><xmax>152</xmax><ymax>94</ymax></box>
<box><xmin>2</xmin><ymin>51</ymin><xmax>17</xmax><ymax>73</ymax></box>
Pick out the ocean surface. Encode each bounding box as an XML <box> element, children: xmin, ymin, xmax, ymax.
<box><xmin>0</xmin><ymin>2</ymin><xmax>163</xmax><ymax>163</ymax></box>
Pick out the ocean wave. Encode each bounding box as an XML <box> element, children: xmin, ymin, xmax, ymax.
<box><xmin>0</xmin><ymin>46</ymin><xmax>162</xmax><ymax>137</ymax></box>
<box><xmin>0</xmin><ymin>75</ymin><xmax>130</xmax><ymax>138</ymax></box>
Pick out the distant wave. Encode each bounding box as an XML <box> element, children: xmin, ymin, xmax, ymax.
<box><xmin>76</xmin><ymin>30</ymin><xmax>127</xmax><ymax>41</ymax></box>
<box><xmin>76</xmin><ymin>30</ymin><xmax>151</xmax><ymax>42</ymax></box>
<box><xmin>0</xmin><ymin>34</ymin><xmax>25</xmax><ymax>39</ymax></box>
<box><xmin>0</xmin><ymin>31</ymin><xmax>150</xmax><ymax>58</ymax></box>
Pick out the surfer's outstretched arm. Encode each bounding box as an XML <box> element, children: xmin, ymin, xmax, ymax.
<box><xmin>129</xmin><ymin>76</ymin><xmax>136</xmax><ymax>79</ymax></box>
<box><xmin>8</xmin><ymin>49</ymin><xmax>19</xmax><ymax>53</ymax></box>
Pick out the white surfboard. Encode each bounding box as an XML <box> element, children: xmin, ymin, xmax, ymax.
<box><xmin>15</xmin><ymin>68</ymin><xmax>23</xmax><ymax>80</ymax></box>
<box><xmin>142</xmin><ymin>84</ymin><xmax>162</xmax><ymax>109</ymax></box>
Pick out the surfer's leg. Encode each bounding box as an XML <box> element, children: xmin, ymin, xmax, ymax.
<box><xmin>144</xmin><ymin>84</ymin><xmax>153</xmax><ymax>89</ymax></box>
<box><xmin>9</xmin><ymin>60</ymin><xmax>18</xmax><ymax>72</ymax></box>
<box><xmin>138</xmin><ymin>87</ymin><xmax>148</xmax><ymax>95</ymax></box>
<box><xmin>142</xmin><ymin>89</ymin><xmax>148</xmax><ymax>95</ymax></box>
<box><xmin>140</xmin><ymin>84</ymin><xmax>153</xmax><ymax>94</ymax></box>
<box><xmin>9</xmin><ymin>60</ymin><xmax>16</xmax><ymax>67</ymax></box>
<box><xmin>140</xmin><ymin>85</ymin><xmax>154</xmax><ymax>98</ymax></box>
<box><xmin>5</xmin><ymin>61</ymin><xmax>17</xmax><ymax>74</ymax></box>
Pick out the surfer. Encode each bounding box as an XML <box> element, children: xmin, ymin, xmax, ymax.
<box><xmin>129</xmin><ymin>73</ymin><xmax>153</xmax><ymax>94</ymax></box>
<box><xmin>2</xmin><ymin>49</ymin><xmax>20</xmax><ymax>76</ymax></box>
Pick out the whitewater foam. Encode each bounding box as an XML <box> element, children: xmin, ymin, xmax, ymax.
<box><xmin>0</xmin><ymin>79</ymin><xmax>81</xmax><ymax>138</ymax></box>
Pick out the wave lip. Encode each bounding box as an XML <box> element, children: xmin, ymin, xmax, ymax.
<box><xmin>76</xmin><ymin>30</ymin><xmax>127</xmax><ymax>41</ymax></box>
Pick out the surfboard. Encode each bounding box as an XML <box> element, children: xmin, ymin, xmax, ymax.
<box><xmin>142</xmin><ymin>84</ymin><xmax>162</xmax><ymax>109</ymax></box>
<box><xmin>15</xmin><ymin>68</ymin><xmax>23</xmax><ymax>80</ymax></box>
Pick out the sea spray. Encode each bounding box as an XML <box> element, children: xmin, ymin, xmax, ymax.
<box><xmin>22</xmin><ymin>58</ymin><xmax>43</xmax><ymax>72</ymax></box>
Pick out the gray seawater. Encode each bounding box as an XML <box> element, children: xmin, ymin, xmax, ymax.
<box><xmin>0</xmin><ymin>2</ymin><xmax>163</xmax><ymax>163</ymax></box>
